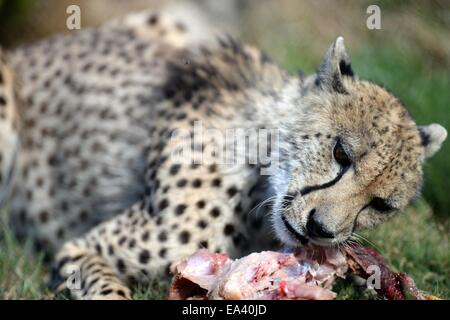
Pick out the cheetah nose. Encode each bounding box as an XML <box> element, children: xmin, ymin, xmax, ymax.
<box><xmin>306</xmin><ymin>209</ymin><xmax>335</xmax><ymax>239</ymax></box>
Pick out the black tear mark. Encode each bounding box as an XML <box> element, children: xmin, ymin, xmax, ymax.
<box><xmin>300</xmin><ymin>167</ymin><xmax>349</xmax><ymax>197</ymax></box>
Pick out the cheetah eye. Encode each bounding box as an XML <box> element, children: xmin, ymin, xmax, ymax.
<box><xmin>369</xmin><ymin>197</ymin><xmax>393</xmax><ymax>213</ymax></box>
<box><xmin>333</xmin><ymin>140</ymin><xmax>351</xmax><ymax>168</ymax></box>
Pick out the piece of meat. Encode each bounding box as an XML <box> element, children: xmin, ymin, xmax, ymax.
<box><xmin>344</xmin><ymin>245</ymin><xmax>426</xmax><ymax>300</ymax></box>
<box><xmin>168</xmin><ymin>249</ymin><xmax>232</xmax><ymax>299</ymax></box>
<box><xmin>169</xmin><ymin>247</ymin><xmax>347</xmax><ymax>300</ymax></box>
<box><xmin>169</xmin><ymin>244</ymin><xmax>431</xmax><ymax>300</ymax></box>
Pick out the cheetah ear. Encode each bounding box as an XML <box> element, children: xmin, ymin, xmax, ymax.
<box><xmin>418</xmin><ymin>124</ymin><xmax>447</xmax><ymax>159</ymax></box>
<box><xmin>316</xmin><ymin>36</ymin><xmax>354</xmax><ymax>94</ymax></box>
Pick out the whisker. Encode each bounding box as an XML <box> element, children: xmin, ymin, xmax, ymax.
<box><xmin>351</xmin><ymin>232</ymin><xmax>382</xmax><ymax>253</ymax></box>
<box><xmin>248</xmin><ymin>195</ymin><xmax>278</xmax><ymax>217</ymax></box>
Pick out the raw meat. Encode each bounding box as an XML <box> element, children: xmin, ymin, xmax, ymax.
<box><xmin>169</xmin><ymin>246</ymin><xmax>347</xmax><ymax>300</ymax></box>
<box><xmin>344</xmin><ymin>245</ymin><xmax>427</xmax><ymax>300</ymax></box>
<box><xmin>169</xmin><ymin>244</ymin><xmax>431</xmax><ymax>300</ymax></box>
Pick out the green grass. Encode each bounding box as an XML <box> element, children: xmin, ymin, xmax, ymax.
<box><xmin>132</xmin><ymin>281</ymin><xmax>169</xmax><ymax>300</ymax></box>
<box><xmin>0</xmin><ymin>212</ymin><xmax>50</xmax><ymax>299</ymax></box>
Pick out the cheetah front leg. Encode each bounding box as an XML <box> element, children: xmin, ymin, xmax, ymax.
<box><xmin>51</xmin><ymin>158</ymin><xmax>261</xmax><ymax>299</ymax></box>
<box><xmin>51</xmin><ymin>201</ymin><xmax>158</xmax><ymax>300</ymax></box>
<box><xmin>51</xmin><ymin>203</ymin><xmax>236</xmax><ymax>299</ymax></box>
<box><xmin>52</xmin><ymin>241</ymin><xmax>132</xmax><ymax>300</ymax></box>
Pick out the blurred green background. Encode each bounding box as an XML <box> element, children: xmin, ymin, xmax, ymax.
<box><xmin>0</xmin><ymin>0</ymin><xmax>448</xmax><ymax>299</ymax></box>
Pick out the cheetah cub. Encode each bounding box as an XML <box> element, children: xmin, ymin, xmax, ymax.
<box><xmin>0</xmin><ymin>11</ymin><xmax>446</xmax><ymax>299</ymax></box>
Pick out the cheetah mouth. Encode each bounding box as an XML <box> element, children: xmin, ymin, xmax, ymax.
<box><xmin>280</xmin><ymin>214</ymin><xmax>309</xmax><ymax>245</ymax></box>
<box><xmin>280</xmin><ymin>214</ymin><xmax>341</xmax><ymax>247</ymax></box>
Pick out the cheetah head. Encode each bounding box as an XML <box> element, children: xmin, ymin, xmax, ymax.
<box><xmin>271</xmin><ymin>37</ymin><xmax>447</xmax><ymax>247</ymax></box>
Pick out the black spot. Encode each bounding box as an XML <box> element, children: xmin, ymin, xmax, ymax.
<box><xmin>39</xmin><ymin>210</ymin><xmax>49</xmax><ymax>223</ymax></box>
<box><xmin>116</xmin><ymin>290</ymin><xmax>127</xmax><ymax>298</ymax></box>
<box><xmin>139</xmin><ymin>250</ymin><xmax>151</xmax><ymax>264</ymax></box>
<box><xmin>179</xmin><ymin>231</ymin><xmax>191</xmax><ymax>244</ymax></box>
<box><xmin>197</xmin><ymin>219</ymin><xmax>208</xmax><ymax>229</ymax></box>
<box><xmin>158</xmin><ymin>231</ymin><xmax>168</xmax><ymax>242</ymax></box>
<box><xmin>159</xmin><ymin>248</ymin><xmax>167</xmax><ymax>258</ymax></box>
<box><xmin>223</xmin><ymin>224</ymin><xmax>235</xmax><ymax>236</ymax></box>
<box><xmin>199</xmin><ymin>241</ymin><xmax>208</xmax><ymax>248</ymax></box>
<box><xmin>158</xmin><ymin>199</ymin><xmax>169</xmax><ymax>211</ymax></box>
<box><xmin>210</xmin><ymin>207</ymin><xmax>221</xmax><ymax>218</ymax></box>
<box><xmin>164</xmin><ymin>88</ymin><xmax>175</xmax><ymax>99</ymax></box>
<box><xmin>211</xmin><ymin>178</ymin><xmax>222</xmax><ymax>187</ymax></box>
<box><xmin>141</xmin><ymin>231</ymin><xmax>150</xmax><ymax>242</ymax></box>
<box><xmin>175</xmin><ymin>204</ymin><xmax>187</xmax><ymax>216</ymax></box>
<box><xmin>192</xmin><ymin>179</ymin><xmax>202</xmax><ymax>188</ymax></box>
<box><xmin>118</xmin><ymin>236</ymin><xmax>127</xmax><ymax>246</ymax></box>
<box><xmin>176</xmin><ymin>112</ymin><xmax>187</xmax><ymax>120</ymax></box>
<box><xmin>116</xmin><ymin>259</ymin><xmax>126</xmax><ymax>273</ymax></box>
<box><xmin>196</xmin><ymin>200</ymin><xmax>206</xmax><ymax>209</ymax></box>
<box><xmin>169</xmin><ymin>164</ymin><xmax>181</xmax><ymax>175</ymax></box>
<box><xmin>234</xmin><ymin>202</ymin><xmax>242</xmax><ymax>214</ymax></box>
<box><xmin>100</xmin><ymin>289</ymin><xmax>113</xmax><ymax>296</ymax></box>
<box><xmin>147</xmin><ymin>14</ymin><xmax>159</xmax><ymax>25</ymax></box>
<box><xmin>176</xmin><ymin>179</ymin><xmax>187</xmax><ymax>187</ymax></box>
<box><xmin>95</xmin><ymin>244</ymin><xmax>102</xmax><ymax>255</ymax></box>
<box><xmin>226</xmin><ymin>186</ymin><xmax>239</xmax><ymax>198</ymax></box>
<box><xmin>56</xmin><ymin>228</ymin><xmax>65</xmax><ymax>240</ymax></box>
